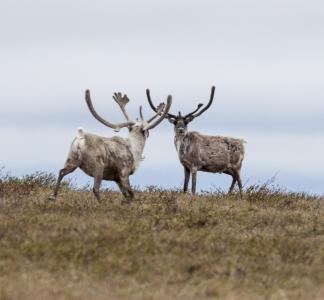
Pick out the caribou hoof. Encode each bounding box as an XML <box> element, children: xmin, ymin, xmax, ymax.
<box><xmin>48</xmin><ymin>195</ymin><xmax>56</xmax><ymax>201</ymax></box>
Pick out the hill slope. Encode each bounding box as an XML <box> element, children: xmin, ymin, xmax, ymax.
<box><xmin>0</xmin><ymin>173</ymin><xmax>323</xmax><ymax>299</ymax></box>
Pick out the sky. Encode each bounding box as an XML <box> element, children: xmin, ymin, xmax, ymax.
<box><xmin>1</xmin><ymin>0</ymin><xmax>323</xmax><ymax>194</ymax></box>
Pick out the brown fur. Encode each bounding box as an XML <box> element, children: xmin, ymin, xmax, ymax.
<box><xmin>146</xmin><ymin>86</ymin><xmax>245</xmax><ymax>195</ymax></box>
<box><xmin>175</xmin><ymin>130</ymin><xmax>245</xmax><ymax>194</ymax></box>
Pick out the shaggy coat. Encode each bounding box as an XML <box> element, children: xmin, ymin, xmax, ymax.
<box><xmin>51</xmin><ymin>90</ymin><xmax>172</xmax><ymax>202</ymax></box>
<box><xmin>146</xmin><ymin>86</ymin><xmax>246</xmax><ymax>195</ymax></box>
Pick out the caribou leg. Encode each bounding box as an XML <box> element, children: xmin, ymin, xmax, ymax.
<box><xmin>183</xmin><ymin>167</ymin><xmax>191</xmax><ymax>193</ymax></box>
<box><xmin>228</xmin><ymin>177</ymin><xmax>237</xmax><ymax>194</ymax></box>
<box><xmin>93</xmin><ymin>167</ymin><xmax>104</xmax><ymax>202</ymax></box>
<box><xmin>117</xmin><ymin>176</ymin><xmax>134</xmax><ymax>203</ymax></box>
<box><xmin>191</xmin><ymin>169</ymin><xmax>197</xmax><ymax>195</ymax></box>
<box><xmin>50</xmin><ymin>165</ymin><xmax>77</xmax><ymax>200</ymax></box>
<box><xmin>233</xmin><ymin>169</ymin><xmax>243</xmax><ymax>197</ymax></box>
<box><xmin>224</xmin><ymin>170</ymin><xmax>236</xmax><ymax>194</ymax></box>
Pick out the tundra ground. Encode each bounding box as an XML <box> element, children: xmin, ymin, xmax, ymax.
<box><xmin>0</xmin><ymin>172</ymin><xmax>323</xmax><ymax>300</ymax></box>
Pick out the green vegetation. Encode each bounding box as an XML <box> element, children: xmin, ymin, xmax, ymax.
<box><xmin>0</xmin><ymin>172</ymin><xmax>323</xmax><ymax>299</ymax></box>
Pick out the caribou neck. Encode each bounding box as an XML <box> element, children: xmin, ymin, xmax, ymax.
<box><xmin>174</xmin><ymin>132</ymin><xmax>186</xmax><ymax>157</ymax></box>
<box><xmin>127</xmin><ymin>129</ymin><xmax>147</xmax><ymax>168</ymax></box>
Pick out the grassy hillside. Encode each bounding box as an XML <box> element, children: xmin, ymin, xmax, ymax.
<box><xmin>0</xmin><ymin>172</ymin><xmax>323</xmax><ymax>300</ymax></box>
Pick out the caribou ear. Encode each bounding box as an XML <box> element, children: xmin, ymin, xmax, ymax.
<box><xmin>168</xmin><ymin>118</ymin><xmax>176</xmax><ymax>124</ymax></box>
<box><xmin>184</xmin><ymin>116</ymin><xmax>194</xmax><ymax>124</ymax></box>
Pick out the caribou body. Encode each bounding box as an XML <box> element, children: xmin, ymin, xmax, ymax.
<box><xmin>146</xmin><ymin>87</ymin><xmax>245</xmax><ymax>195</ymax></box>
<box><xmin>51</xmin><ymin>90</ymin><xmax>172</xmax><ymax>202</ymax></box>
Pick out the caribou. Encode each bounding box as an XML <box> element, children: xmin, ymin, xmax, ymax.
<box><xmin>50</xmin><ymin>90</ymin><xmax>172</xmax><ymax>202</ymax></box>
<box><xmin>146</xmin><ymin>86</ymin><xmax>245</xmax><ymax>195</ymax></box>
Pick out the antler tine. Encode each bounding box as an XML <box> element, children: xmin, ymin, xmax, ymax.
<box><xmin>85</xmin><ymin>90</ymin><xmax>134</xmax><ymax>131</ymax></box>
<box><xmin>184</xmin><ymin>103</ymin><xmax>204</xmax><ymax>119</ymax></box>
<box><xmin>146</xmin><ymin>89</ymin><xmax>157</xmax><ymax>112</ymax></box>
<box><xmin>139</xmin><ymin>106</ymin><xmax>144</xmax><ymax>121</ymax></box>
<box><xmin>146</xmin><ymin>89</ymin><xmax>177</xmax><ymax>119</ymax></box>
<box><xmin>188</xmin><ymin>86</ymin><xmax>215</xmax><ymax>119</ymax></box>
<box><xmin>143</xmin><ymin>95</ymin><xmax>172</xmax><ymax>131</ymax></box>
<box><xmin>146</xmin><ymin>114</ymin><xmax>158</xmax><ymax>123</ymax></box>
<box><xmin>147</xmin><ymin>103</ymin><xmax>165</xmax><ymax>123</ymax></box>
<box><xmin>112</xmin><ymin>92</ymin><xmax>132</xmax><ymax>121</ymax></box>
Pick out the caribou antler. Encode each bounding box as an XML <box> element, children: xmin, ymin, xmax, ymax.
<box><xmin>184</xmin><ymin>103</ymin><xmax>204</xmax><ymax>119</ymax></box>
<box><xmin>113</xmin><ymin>92</ymin><xmax>131</xmax><ymax>121</ymax></box>
<box><xmin>85</xmin><ymin>90</ymin><xmax>134</xmax><ymax>131</ymax></box>
<box><xmin>146</xmin><ymin>87</ymin><xmax>214</xmax><ymax>122</ymax></box>
<box><xmin>146</xmin><ymin>89</ymin><xmax>177</xmax><ymax>119</ymax></box>
<box><xmin>186</xmin><ymin>86</ymin><xmax>215</xmax><ymax>120</ymax></box>
<box><xmin>139</xmin><ymin>106</ymin><xmax>144</xmax><ymax>122</ymax></box>
<box><xmin>143</xmin><ymin>96</ymin><xmax>172</xmax><ymax>130</ymax></box>
<box><xmin>146</xmin><ymin>103</ymin><xmax>165</xmax><ymax>123</ymax></box>
<box><xmin>138</xmin><ymin>102</ymin><xmax>164</xmax><ymax>123</ymax></box>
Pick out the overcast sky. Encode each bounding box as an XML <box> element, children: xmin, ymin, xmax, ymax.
<box><xmin>1</xmin><ymin>0</ymin><xmax>323</xmax><ymax>194</ymax></box>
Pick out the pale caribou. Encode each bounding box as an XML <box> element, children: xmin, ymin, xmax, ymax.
<box><xmin>51</xmin><ymin>90</ymin><xmax>172</xmax><ymax>202</ymax></box>
<box><xmin>146</xmin><ymin>87</ymin><xmax>245</xmax><ymax>195</ymax></box>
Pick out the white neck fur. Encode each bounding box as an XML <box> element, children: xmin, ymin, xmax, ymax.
<box><xmin>127</xmin><ymin>130</ymin><xmax>146</xmax><ymax>170</ymax></box>
<box><xmin>174</xmin><ymin>133</ymin><xmax>186</xmax><ymax>158</ymax></box>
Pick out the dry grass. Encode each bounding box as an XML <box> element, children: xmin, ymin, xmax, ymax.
<box><xmin>0</xmin><ymin>172</ymin><xmax>323</xmax><ymax>299</ymax></box>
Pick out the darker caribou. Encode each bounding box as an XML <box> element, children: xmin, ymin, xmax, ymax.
<box><xmin>146</xmin><ymin>87</ymin><xmax>245</xmax><ymax>195</ymax></box>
